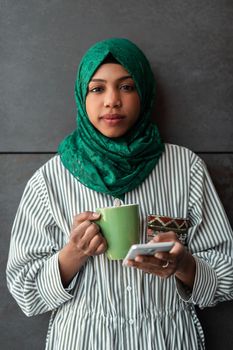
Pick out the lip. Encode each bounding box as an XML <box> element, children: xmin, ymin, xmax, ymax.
<box><xmin>100</xmin><ymin>114</ymin><xmax>126</xmax><ymax>126</ymax></box>
<box><xmin>100</xmin><ymin>114</ymin><xmax>125</xmax><ymax>120</ymax></box>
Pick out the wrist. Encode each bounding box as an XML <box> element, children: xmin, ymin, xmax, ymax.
<box><xmin>58</xmin><ymin>242</ymin><xmax>88</xmax><ymax>287</ymax></box>
<box><xmin>175</xmin><ymin>251</ymin><xmax>196</xmax><ymax>289</ymax></box>
<box><xmin>62</xmin><ymin>241</ymin><xmax>88</xmax><ymax>262</ymax></box>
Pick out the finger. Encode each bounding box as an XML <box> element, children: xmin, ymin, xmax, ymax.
<box><xmin>71</xmin><ymin>222</ymin><xmax>100</xmax><ymax>253</ymax></box>
<box><xmin>79</xmin><ymin>223</ymin><xmax>102</xmax><ymax>249</ymax></box>
<box><xmin>72</xmin><ymin>211</ymin><xmax>101</xmax><ymax>228</ymax></box>
<box><xmin>92</xmin><ymin>238</ymin><xmax>108</xmax><ymax>255</ymax></box>
<box><xmin>83</xmin><ymin>222</ymin><xmax>101</xmax><ymax>239</ymax></box>
<box><xmin>95</xmin><ymin>242</ymin><xmax>107</xmax><ymax>255</ymax></box>
<box><xmin>128</xmin><ymin>256</ymin><xmax>176</xmax><ymax>277</ymax></box>
<box><xmin>168</xmin><ymin>241</ymin><xmax>185</xmax><ymax>255</ymax></box>
<box><xmin>168</xmin><ymin>243</ymin><xmax>188</xmax><ymax>269</ymax></box>
<box><xmin>127</xmin><ymin>259</ymin><xmax>174</xmax><ymax>277</ymax></box>
<box><xmin>84</xmin><ymin>235</ymin><xmax>107</xmax><ymax>256</ymax></box>
<box><xmin>125</xmin><ymin>255</ymin><xmax>164</xmax><ymax>270</ymax></box>
<box><xmin>153</xmin><ymin>243</ymin><xmax>187</xmax><ymax>273</ymax></box>
<box><xmin>134</xmin><ymin>255</ymin><xmax>167</xmax><ymax>266</ymax></box>
<box><xmin>70</xmin><ymin>220</ymin><xmax>93</xmax><ymax>240</ymax></box>
<box><xmin>154</xmin><ymin>243</ymin><xmax>184</xmax><ymax>265</ymax></box>
<box><xmin>154</xmin><ymin>251</ymin><xmax>170</xmax><ymax>261</ymax></box>
<box><xmin>152</xmin><ymin>231</ymin><xmax>178</xmax><ymax>242</ymax></box>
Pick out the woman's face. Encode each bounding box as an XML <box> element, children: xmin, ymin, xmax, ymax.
<box><xmin>85</xmin><ymin>63</ymin><xmax>140</xmax><ymax>138</ymax></box>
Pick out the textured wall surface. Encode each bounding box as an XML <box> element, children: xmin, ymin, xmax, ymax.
<box><xmin>1</xmin><ymin>1</ymin><xmax>232</xmax><ymax>349</ymax></box>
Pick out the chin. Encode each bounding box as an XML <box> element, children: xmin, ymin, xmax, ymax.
<box><xmin>104</xmin><ymin>132</ymin><xmax>126</xmax><ymax>138</ymax></box>
<box><xmin>100</xmin><ymin>129</ymin><xmax>128</xmax><ymax>139</ymax></box>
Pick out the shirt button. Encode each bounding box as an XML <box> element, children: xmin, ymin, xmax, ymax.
<box><xmin>126</xmin><ymin>286</ymin><xmax>132</xmax><ymax>292</ymax></box>
<box><xmin>129</xmin><ymin>319</ymin><xmax>134</xmax><ymax>325</ymax></box>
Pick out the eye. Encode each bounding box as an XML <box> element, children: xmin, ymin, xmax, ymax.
<box><xmin>88</xmin><ymin>86</ymin><xmax>104</xmax><ymax>93</ymax></box>
<box><xmin>120</xmin><ymin>84</ymin><xmax>135</xmax><ymax>92</ymax></box>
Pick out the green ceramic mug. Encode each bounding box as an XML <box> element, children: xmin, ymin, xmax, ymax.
<box><xmin>96</xmin><ymin>204</ymin><xmax>140</xmax><ymax>260</ymax></box>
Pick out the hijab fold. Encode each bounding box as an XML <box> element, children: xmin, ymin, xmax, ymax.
<box><xmin>58</xmin><ymin>38</ymin><xmax>164</xmax><ymax>199</ymax></box>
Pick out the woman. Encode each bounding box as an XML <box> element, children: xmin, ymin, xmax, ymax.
<box><xmin>6</xmin><ymin>38</ymin><xmax>233</xmax><ymax>349</ymax></box>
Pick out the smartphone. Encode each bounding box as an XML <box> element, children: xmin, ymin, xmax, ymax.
<box><xmin>123</xmin><ymin>242</ymin><xmax>174</xmax><ymax>262</ymax></box>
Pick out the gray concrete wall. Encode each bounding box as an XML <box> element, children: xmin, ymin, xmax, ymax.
<box><xmin>1</xmin><ymin>1</ymin><xmax>232</xmax><ymax>349</ymax></box>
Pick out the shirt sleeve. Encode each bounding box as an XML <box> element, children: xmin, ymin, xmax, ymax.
<box><xmin>6</xmin><ymin>170</ymin><xmax>79</xmax><ymax>317</ymax></box>
<box><xmin>176</xmin><ymin>155</ymin><xmax>233</xmax><ymax>308</ymax></box>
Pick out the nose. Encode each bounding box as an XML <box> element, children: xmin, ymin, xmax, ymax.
<box><xmin>104</xmin><ymin>89</ymin><xmax>121</xmax><ymax>108</ymax></box>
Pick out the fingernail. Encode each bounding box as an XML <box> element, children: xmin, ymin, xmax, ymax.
<box><xmin>135</xmin><ymin>256</ymin><xmax>143</xmax><ymax>262</ymax></box>
<box><xmin>93</xmin><ymin>212</ymin><xmax>100</xmax><ymax>218</ymax></box>
<box><xmin>152</xmin><ymin>236</ymin><xmax>159</xmax><ymax>241</ymax></box>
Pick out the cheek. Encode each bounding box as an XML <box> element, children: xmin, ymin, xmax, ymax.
<box><xmin>85</xmin><ymin>96</ymin><xmax>95</xmax><ymax>119</ymax></box>
<box><xmin>130</xmin><ymin>94</ymin><xmax>141</xmax><ymax>117</ymax></box>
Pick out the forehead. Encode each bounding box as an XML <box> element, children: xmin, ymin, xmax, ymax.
<box><xmin>90</xmin><ymin>63</ymin><xmax>132</xmax><ymax>81</ymax></box>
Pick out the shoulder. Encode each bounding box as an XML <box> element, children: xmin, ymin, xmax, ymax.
<box><xmin>26</xmin><ymin>154</ymin><xmax>68</xmax><ymax>190</ymax></box>
<box><xmin>163</xmin><ymin>143</ymin><xmax>196</xmax><ymax>158</ymax></box>
<box><xmin>153</xmin><ymin>143</ymin><xmax>206</xmax><ymax>179</ymax></box>
<box><xmin>162</xmin><ymin>143</ymin><xmax>204</xmax><ymax>167</ymax></box>
<box><xmin>36</xmin><ymin>154</ymin><xmax>68</xmax><ymax>178</ymax></box>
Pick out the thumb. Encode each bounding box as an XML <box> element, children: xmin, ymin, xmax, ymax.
<box><xmin>73</xmin><ymin>211</ymin><xmax>101</xmax><ymax>226</ymax></box>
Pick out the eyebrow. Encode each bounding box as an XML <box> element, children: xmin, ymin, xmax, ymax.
<box><xmin>89</xmin><ymin>75</ymin><xmax>133</xmax><ymax>83</ymax></box>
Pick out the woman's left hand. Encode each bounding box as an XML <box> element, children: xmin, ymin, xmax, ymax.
<box><xmin>125</xmin><ymin>231</ymin><xmax>196</xmax><ymax>289</ymax></box>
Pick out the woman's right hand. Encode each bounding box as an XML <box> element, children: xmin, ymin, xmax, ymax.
<box><xmin>58</xmin><ymin>212</ymin><xmax>107</xmax><ymax>287</ymax></box>
<box><xmin>69</xmin><ymin>211</ymin><xmax>107</xmax><ymax>257</ymax></box>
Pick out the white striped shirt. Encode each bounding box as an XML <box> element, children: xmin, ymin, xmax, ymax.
<box><xmin>6</xmin><ymin>144</ymin><xmax>233</xmax><ymax>349</ymax></box>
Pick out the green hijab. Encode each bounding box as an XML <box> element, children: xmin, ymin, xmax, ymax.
<box><xmin>58</xmin><ymin>38</ymin><xmax>164</xmax><ymax>199</ymax></box>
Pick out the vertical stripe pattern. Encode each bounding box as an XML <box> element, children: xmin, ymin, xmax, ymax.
<box><xmin>6</xmin><ymin>143</ymin><xmax>233</xmax><ymax>350</ymax></box>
